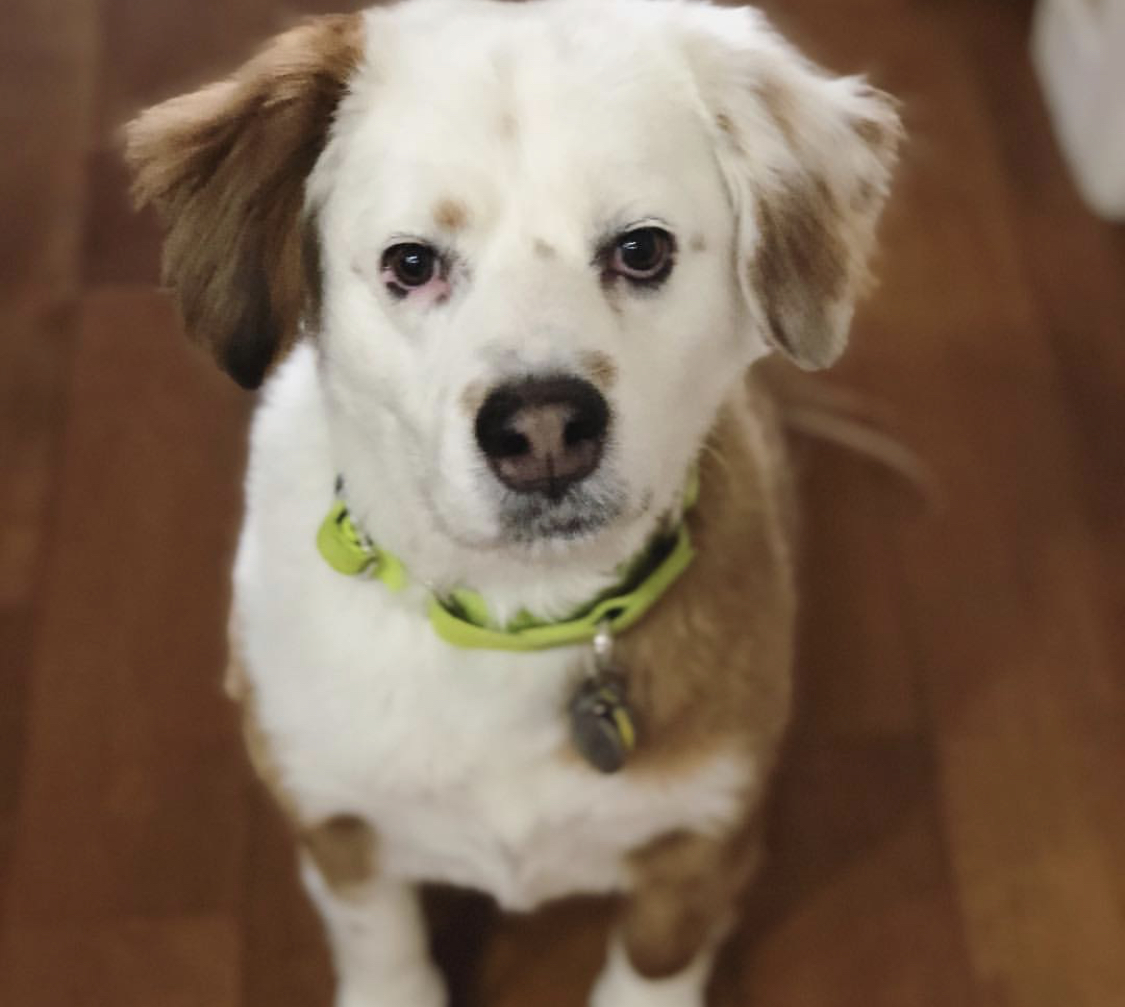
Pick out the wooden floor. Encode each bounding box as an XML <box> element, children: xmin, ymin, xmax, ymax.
<box><xmin>3</xmin><ymin>0</ymin><xmax>1124</xmax><ymax>1004</ymax></box>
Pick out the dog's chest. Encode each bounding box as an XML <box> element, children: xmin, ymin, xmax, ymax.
<box><xmin>238</xmin><ymin>565</ymin><xmax>749</xmax><ymax>911</ymax></box>
<box><xmin>232</xmin><ymin>351</ymin><xmax>756</xmax><ymax>910</ymax></box>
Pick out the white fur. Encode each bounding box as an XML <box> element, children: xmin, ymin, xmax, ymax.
<box><xmin>302</xmin><ymin>857</ymin><xmax>447</xmax><ymax>1007</ymax></box>
<box><xmin>590</xmin><ymin>936</ymin><xmax>718</xmax><ymax>1007</ymax></box>
<box><xmin>237</xmin><ymin>343</ymin><xmax>753</xmax><ymax>912</ymax></box>
<box><xmin>227</xmin><ymin>1</ymin><xmax>895</xmax><ymax>1004</ymax></box>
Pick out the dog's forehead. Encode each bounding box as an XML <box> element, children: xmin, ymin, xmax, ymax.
<box><xmin>332</xmin><ymin>0</ymin><xmax>716</xmax><ymax>216</ymax></box>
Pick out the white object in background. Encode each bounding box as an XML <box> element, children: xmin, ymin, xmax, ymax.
<box><xmin>1032</xmin><ymin>0</ymin><xmax>1125</xmax><ymax>220</ymax></box>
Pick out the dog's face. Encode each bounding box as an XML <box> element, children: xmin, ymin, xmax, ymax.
<box><xmin>311</xmin><ymin>3</ymin><xmax>753</xmax><ymax>548</ymax></box>
<box><xmin>127</xmin><ymin>0</ymin><xmax>900</xmax><ymax>560</ymax></box>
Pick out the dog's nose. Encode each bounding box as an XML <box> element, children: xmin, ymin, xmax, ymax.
<box><xmin>475</xmin><ymin>376</ymin><xmax>610</xmax><ymax>499</ymax></box>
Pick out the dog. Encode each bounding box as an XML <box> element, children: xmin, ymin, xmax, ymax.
<box><xmin>125</xmin><ymin>1</ymin><xmax>900</xmax><ymax>1004</ymax></box>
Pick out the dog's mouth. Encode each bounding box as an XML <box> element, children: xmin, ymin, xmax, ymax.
<box><xmin>498</xmin><ymin>482</ymin><xmax>626</xmax><ymax>545</ymax></box>
<box><xmin>419</xmin><ymin>462</ymin><xmax>639</xmax><ymax>554</ymax></box>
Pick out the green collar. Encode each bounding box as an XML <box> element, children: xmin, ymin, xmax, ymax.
<box><xmin>316</xmin><ymin>488</ymin><xmax>696</xmax><ymax>652</ymax></box>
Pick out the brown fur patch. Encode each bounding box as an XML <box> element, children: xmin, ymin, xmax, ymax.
<box><xmin>302</xmin><ymin>814</ymin><xmax>378</xmax><ymax>893</ymax></box>
<box><xmin>853</xmin><ymin>178</ymin><xmax>877</xmax><ymax>213</ymax></box>
<box><xmin>605</xmin><ymin>387</ymin><xmax>794</xmax><ymax>975</ymax></box>
<box><xmin>714</xmin><ymin>111</ymin><xmax>741</xmax><ymax>152</ymax></box>
<box><xmin>719</xmin><ymin>74</ymin><xmax>901</xmax><ymax>370</ymax></box>
<box><xmin>852</xmin><ymin>116</ymin><xmax>888</xmax><ymax>149</ymax></box>
<box><xmin>612</xmin><ymin>379</ymin><xmax>794</xmax><ymax>776</ymax></box>
<box><xmin>751</xmin><ymin>173</ymin><xmax>849</xmax><ymax>367</ymax></box>
<box><xmin>623</xmin><ymin>814</ymin><xmax>764</xmax><ymax>978</ymax></box>
<box><xmin>433</xmin><ymin>198</ymin><xmax>470</xmax><ymax>232</ymax></box>
<box><xmin>533</xmin><ymin>238</ymin><xmax>557</xmax><ymax>260</ymax></box>
<box><xmin>580</xmin><ymin>350</ymin><xmax>618</xmax><ymax>391</ymax></box>
<box><xmin>689</xmin><ymin>233</ymin><xmax>707</xmax><ymax>253</ymax></box>
<box><xmin>753</xmin><ymin>75</ymin><xmax>798</xmax><ymax>147</ymax></box>
<box><xmin>124</xmin><ymin>14</ymin><xmax>364</xmax><ymax>388</ymax></box>
<box><xmin>302</xmin><ymin>214</ymin><xmax>328</xmax><ymax>330</ymax></box>
<box><xmin>850</xmin><ymin>89</ymin><xmax>903</xmax><ymax>156</ymax></box>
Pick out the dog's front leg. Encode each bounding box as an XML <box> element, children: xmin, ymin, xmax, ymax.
<box><xmin>591</xmin><ymin>824</ymin><xmax>762</xmax><ymax>1007</ymax></box>
<box><xmin>299</xmin><ymin>818</ymin><xmax>447</xmax><ymax>1007</ymax></box>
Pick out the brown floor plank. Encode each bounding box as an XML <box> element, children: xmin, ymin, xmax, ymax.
<box><xmin>482</xmin><ymin>898</ymin><xmax>610</xmax><ymax>1007</ymax></box>
<box><xmin>736</xmin><ymin>737</ymin><xmax>979</xmax><ymax>1007</ymax></box>
<box><xmin>1</xmin><ymin>916</ymin><xmax>240</xmax><ymax>1007</ymax></box>
<box><xmin>788</xmin><ymin>434</ymin><xmax>928</xmax><ymax>740</ymax></box>
<box><xmin>0</xmin><ymin>290</ymin><xmax>251</xmax><ymax>1001</ymax></box>
<box><xmin>953</xmin><ymin>0</ymin><xmax>1125</xmax><ymax>685</ymax></box>
<box><xmin>759</xmin><ymin>2</ymin><xmax>1125</xmax><ymax>1004</ymax></box>
<box><xmin>0</xmin><ymin>0</ymin><xmax>98</xmax><ymax>928</ymax></box>
<box><xmin>855</xmin><ymin>5</ymin><xmax>1125</xmax><ymax>1005</ymax></box>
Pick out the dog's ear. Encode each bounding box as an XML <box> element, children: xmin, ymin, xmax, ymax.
<box><xmin>124</xmin><ymin>15</ymin><xmax>363</xmax><ymax>389</ymax></box>
<box><xmin>686</xmin><ymin>8</ymin><xmax>902</xmax><ymax>370</ymax></box>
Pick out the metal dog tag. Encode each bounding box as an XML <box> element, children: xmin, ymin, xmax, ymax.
<box><xmin>569</xmin><ymin>673</ymin><xmax>637</xmax><ymax>774</ymax></box>
<box><xmin>569</xmin><ymin>621</ymin><xmax>637</xmax><ymax>774</ymax></box>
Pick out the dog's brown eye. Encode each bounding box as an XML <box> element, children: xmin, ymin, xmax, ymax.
<box><xmin>610</xmin><ymin>228</ymin><xmax>675</xmax><ymax>284</ymax></box>
<box><xmin>383</xmin><ymin>243</ymin><xmax>438</xmax><ymax>289</ymax></box>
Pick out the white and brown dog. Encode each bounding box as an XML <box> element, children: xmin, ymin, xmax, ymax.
<box><xmin>126</xmin><ymin>1</ymin><xmax>900</xmax><ymax>1004</ymax></box>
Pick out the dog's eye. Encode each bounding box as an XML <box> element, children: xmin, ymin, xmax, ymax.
<box><xmin>382</xmin><ymin>242</ymin><xmax>440</xmax><ymax>292</ymax></box>
<box><xmin>609</xmin><ymin>228</ymin><xmax>675</xmax><ymax>284</ymax></box>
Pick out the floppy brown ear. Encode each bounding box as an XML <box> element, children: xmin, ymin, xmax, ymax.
<box><xmin>124</xmin><ymin>14</ymin><xmax>363</xmax><ymax>389</ymax></box>
<box><xmin>689</xmin><ymin>8</ymin><xmax>902</xmax><ymax>370</ymax></box>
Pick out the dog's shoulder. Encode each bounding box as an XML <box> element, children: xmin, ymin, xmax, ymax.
<box><xmin>618</xmin><ymin>374</ymin><xmax>795</xmax><ymax>777</ymax></box>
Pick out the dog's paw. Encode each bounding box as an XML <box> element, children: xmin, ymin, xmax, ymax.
<box><xmin>590</xmin><ymin>978</ymin><xmax>705</xmax><ymax>1007</ymax></box>
<box><xmin>589</xmin><ymin>940</ymin><xmax>709</xmax><ymax>1007</ymax></box>
<box><xmin>335</xmin><ymin>968</ymin><xmax>447</xmax><ymax>1007</ymax></box>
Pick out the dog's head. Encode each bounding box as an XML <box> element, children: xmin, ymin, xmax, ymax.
<box><xmin>126</xmin><ymin>0</ymin><xmax>900</xmax><ymax>568</ymax></box>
